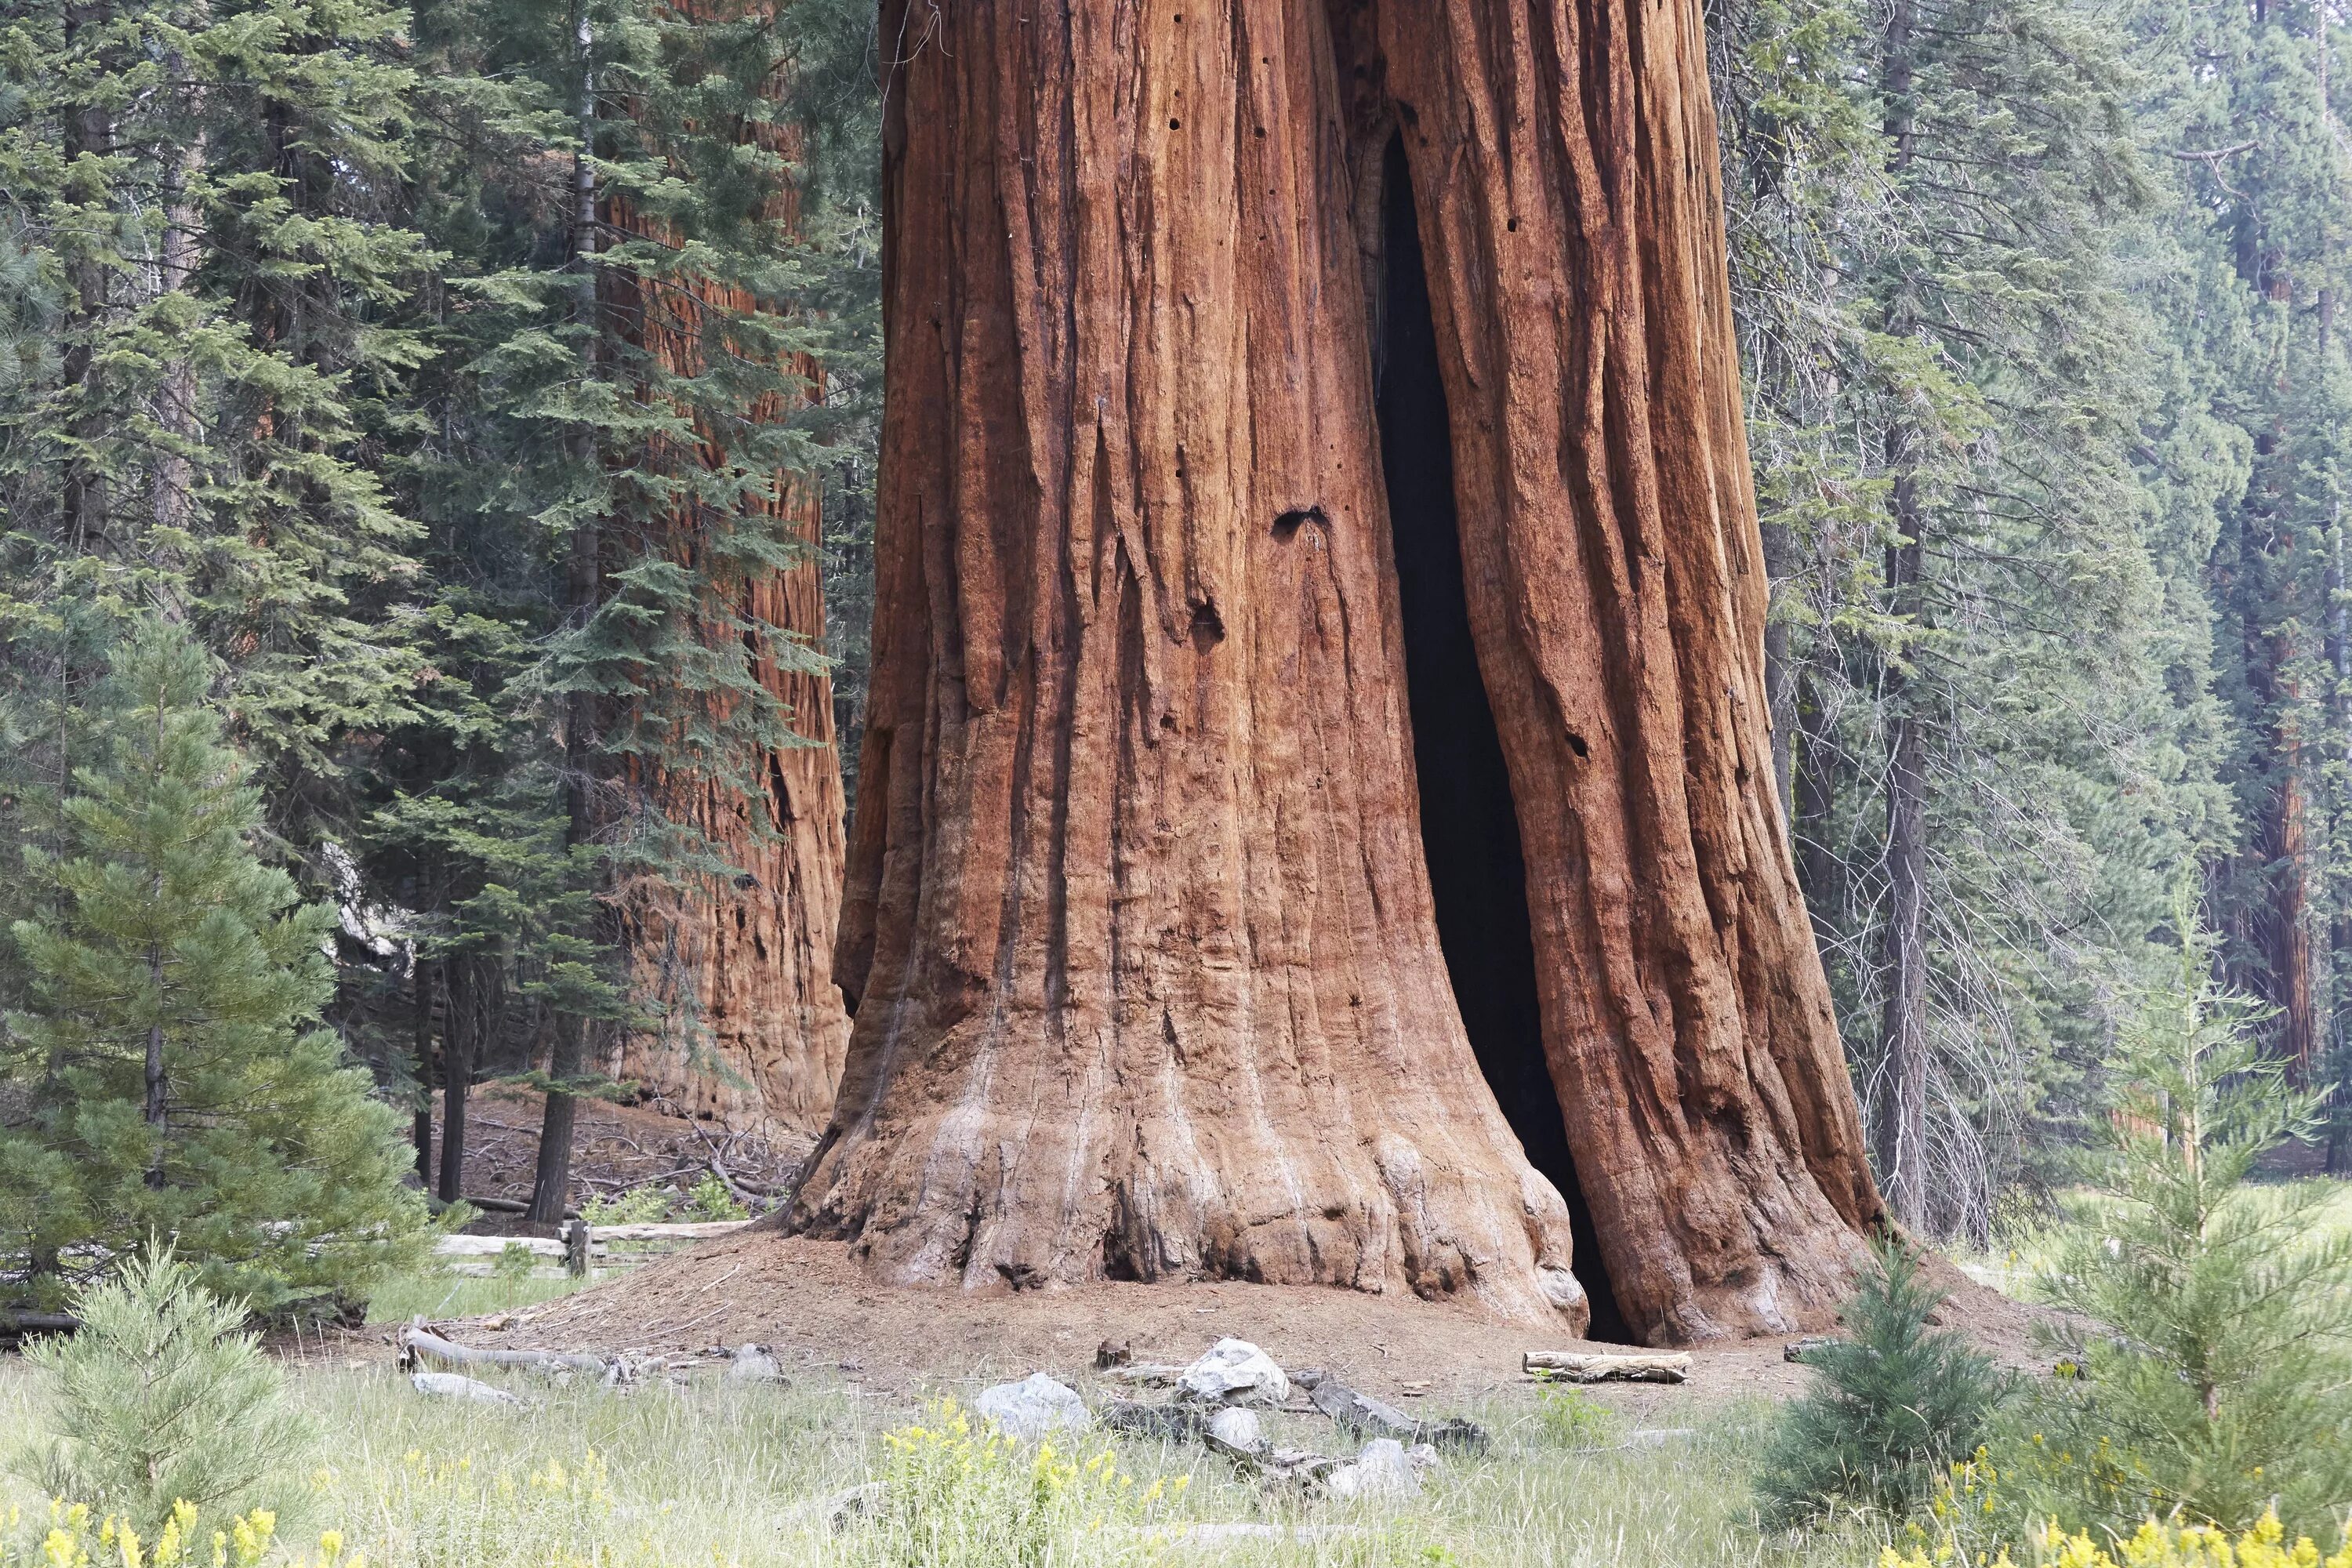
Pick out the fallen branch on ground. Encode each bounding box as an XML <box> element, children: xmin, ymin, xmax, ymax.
<box><xmin>399</xmin><ymin>1319</ymin><xmax>612</xmax><ymax>1381</ymax></box>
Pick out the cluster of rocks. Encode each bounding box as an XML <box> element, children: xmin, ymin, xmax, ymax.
<box><xmin>967</xmin><ymin>1335</ymin><xmax>1484</xmax><ymax>1501</ymax></box>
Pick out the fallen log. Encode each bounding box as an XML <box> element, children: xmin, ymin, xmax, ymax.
<box><xmin>399</xmin><ymin>1319</ymin><xmax>612</xmax><ymax>1380</ymax></box>
<box><xmin>1522</xmin><ymin>1351</ymin><xmax>1693</xmax><ymax>1384</ymax></box>
<box><xmin>0</xmin><ymin>1309</ymin><xmax>79</xmax><ymax>1336</ymax></box>
<box><xmin>1096</xmin><ymin>1363</ymin><xmax>1185</xmax><ymax>1388</ymax></box>
<box><xmin>1784</xmin><ymin>1337</ymin><xmax>1839</xmax><ymax>1364</ymax></box>
<box><xmin>436</xmin><ymin>1235</ymin><xmax>569</xmax><ymax>1259</ymax></box>
<box><xmin>1294</xmin><ymin>1370</ymin><xmax>1489</xmax><ymax>1453</ymax></box>
<box><xmin>586</xmin><ymin>1221</ymin><xmax>752</xmax><ymax>1242</ymax></box>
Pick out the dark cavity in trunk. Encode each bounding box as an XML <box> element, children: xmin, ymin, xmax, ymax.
<box><xmin>1374</xmin><ymin>134</ymin><xmax>1632</xmax><ymax>1344</ymax></box>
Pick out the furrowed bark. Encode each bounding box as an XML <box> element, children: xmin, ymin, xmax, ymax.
<box><xmin>797</xmin><ymin>0</ymin><xmax>1882</xmax><ymax>1343</ymax></box>
<box><xmin>602</xmin><ymin>27</ymin><xmax>851</xmax><ymax>1137</ymax></box>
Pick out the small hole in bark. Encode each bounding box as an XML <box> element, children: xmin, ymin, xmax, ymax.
<box><xmin>1374</xmin><ymin>132</ymin><xmax>1635</xmax><ymax>1345</ymax></box>
<box><xmin>1169</xmin><ymin>118</ymin><xmax>1181</xmax><ymax>129</ymax></box>
<box><xmin>1507</xmin><ymin>217</ymin><xmax>1519</xmax><ymax>232</ymax></box>
<box><xmin>1254</xmin><ymin>126</ymin><xmax>1265</xmax><ymax>138</ymax></box>
<box><xmin>1272</xmin><ymin>506</ymin><xmax>1326</xmax><ymax>539</ymax></box>
<box><xmin>1567</xmin><ymin>732</ymin><xmax>1588</xmax><ymax>758</ymax></box>
<box><xmin>1189</xmin><ymin>598</ymin><xmax>1226</xmax><ymax>649</ymax></box>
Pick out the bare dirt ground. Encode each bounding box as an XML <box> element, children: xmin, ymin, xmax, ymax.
<box><xmin>414</xmin><ymin>1229</ymin><xmax>2054</xmax><ymax>1409</ymax></box>
<box><xmin>404</xmin><ymin>1090</ymin><xmax>2054</xmax><ymax>1409</ymax></box>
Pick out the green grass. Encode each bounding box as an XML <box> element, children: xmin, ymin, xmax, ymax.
<box><xmin>0</xmin><ymin>1346</ymin><xmax>1892</xmax><ymax>1568</ymax></box>
<box><xmin>1948</xmin><ymin>1174</ymin><xmax>2352</xmax><ymax>1299</ymax></box>
<box><xmin>361</xmin><ymin>1267</ymin><xmax>594</xmax><ymax>1326</ymax></box>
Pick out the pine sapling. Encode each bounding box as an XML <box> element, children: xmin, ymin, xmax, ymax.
<box><xmin>1756</xmin><ymin>1236</ymin><xmax>2008</xmax><ymax>1525</ymax></box>
<box><xmin>16</xmin><ymin>1250</ymin><xmax>307</xmax><ymax>1533</ymax></box>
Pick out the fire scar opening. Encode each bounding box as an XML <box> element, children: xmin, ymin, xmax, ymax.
<box><xmin>1373</xmin><ymin>135</ymin><xmax>1632</xmax><ymax>1342</ymax></box>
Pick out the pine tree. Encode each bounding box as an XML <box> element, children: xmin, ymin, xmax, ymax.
<box><xmin>1714</xmin><ymin>0</ymin><xmax>2234</xmax><ymax>1238</ymax></box>
<box><xmin>1756</xmin><ymin>1236</ymin><xmax>2009</xmax><ymax>1525</ymax></box>
<box><xmin>0</xmin><ymin>622</ymin><xmax>431</xmax><ymax>1316</ymax></box>
<box><xmin>17</xmin><ymin>1250</ymin><xmax>307</xmax><ymax>1533</ymax></box>
<box><xmin>2020</xmin><ymin>890</ymin><xmax>2352</xmax><ymax>1537</ymax></box>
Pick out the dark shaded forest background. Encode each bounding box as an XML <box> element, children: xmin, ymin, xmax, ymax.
<box><xmin>2</xmin><ymin>0</ymin><xmax>2347</xmax><ymax>1247</ymax></box>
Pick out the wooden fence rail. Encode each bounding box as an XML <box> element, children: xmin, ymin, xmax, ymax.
<box><xmin>433</xmin><ymin>1218</ymin><xmax>752</xmax><ymax>1279</ymax></box>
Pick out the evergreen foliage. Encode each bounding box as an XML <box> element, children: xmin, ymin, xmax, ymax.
<box><xmin>16</xmin><ymin>1249</ymin><xmax>308</xmax><ymax>1534</ymax></box>
<box><xmin>0</xmin><ymin>622</ymin><xmax>431</xmax><ymax>1313</ymax></box>
<box><xmin>2019</xmin><ymin>892</ymin><xmax>2352</xmax><ymax>1537</ymax></box>
<box><xmin>1755</xmin><ymin>1236</ymin><xmax>2009</xmax><ymax>1525</ymax></box>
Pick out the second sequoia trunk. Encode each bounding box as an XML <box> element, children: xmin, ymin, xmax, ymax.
<box><xmin>794</xmin><ymin>0</ymin><xmax>1884</xmax><ymax>1343</ymax></box>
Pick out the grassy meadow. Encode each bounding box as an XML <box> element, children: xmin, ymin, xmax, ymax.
<box><xmin>0</xmin><ymin>1322</ymin><xmax>1889</xmax><ymax>1568</ymax></box>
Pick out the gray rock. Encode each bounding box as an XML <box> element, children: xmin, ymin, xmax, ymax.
<box><xmin>724</xmin><ymin>1344</ymin><xmax>785</xmax><ymax>1384</ymax></box>
<box><xmin>1323</xmin><ymin>1437</ymin><xmax>1419</xmax><ymax>1500</ymax></box>
<box><xmin>1207</xmin><ymin>1405</ymin><xmax>1264</xmax><ymax>1451</ymax></box>
<box><xmin>411</xmin><ymin>1370</ymin><xmax>523</xmax><ymax>1406</ymax></box>
<box><xmin>1178</xmin><ymin>1338</ymin><xmax>1290</xmax><ymax>1405</ymax></box>
<box><xmin>975</xmin><ymin>1371</ymin><xmax>1091</xmax><ymax>1439</ymax></box>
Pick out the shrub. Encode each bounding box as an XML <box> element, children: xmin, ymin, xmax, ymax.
<box><xmin>849</xmin><ymin>1400</ymin><xmax>1178</xmax><ymax>1568</ymax></box>
<box><xmin>1882</xmin><ymin>1503</ymin><xmax>2352</xmax><ymax>1568</ymax></box>
<box><xmin>15</xmin><ymin>1250</ymin><xmax>309</xmax><ymax>1534</ymax></box>
<box><xmin>1529</xmin><ymin>1384</ymin><xmax>1620</xmax><ymax>1450</ymax></box>
<box><xmin>0</xmin><ymin>1498</ymin><xmax>354</xmax><ymax>1568</ymax></box>
<box><xmin>681</xmin><ymin>1174</ymin><xmax>748</xmax><ymax>1222</ymax></box>
<box><xmin>2017</xmin><ymin>894</ymin><xmax>2352</xmax><ymax>1536</ymax></box>
<box><xmin>1755</xmin><ymin>1236</ymin><xmax>2007</xmax><ymax>1525</ymax></box>
<box><xmin>579</xmin><ymin>1186</ymin><xmax>675</xmax><ymax>1225</ymax></box>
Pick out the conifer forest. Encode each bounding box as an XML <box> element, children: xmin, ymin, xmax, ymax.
<box><xmin>7</xmin><ymin>0</ymin><xmax>2352</xmax><ymax>1282</ymax></box>
<box><xmin>10</xmin><ymin>0</ymin><xmax>2352</xmax><ymax>1563</ymax></box>
<box><xmin>0</xmin><ymin>0</ymin><xmax>2350</xmax><ymax>1359</ymax></box>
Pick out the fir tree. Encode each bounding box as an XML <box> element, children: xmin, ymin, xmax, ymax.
<box><xmin>0</xmin><ymin>622</ymin><xmax>431</xmax><ymax>1316</ymax></box>
<box><xmin>1755</xmin><ymin>1236</ymin><xmax>2009</xmax><ymax>1525</ymax></box>
<box><xmin>2020</xmin><ymin>890</ymin><xmax>2352</xmax><ymax>1537</ymax></box>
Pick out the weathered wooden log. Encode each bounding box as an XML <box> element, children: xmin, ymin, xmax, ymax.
<box><xmin>1784</xmin><ymin>1336</ymin><xmax>1840</xmax><ymax>1363</ymax></box>
<box><xmin>1522</xmin><ymin>1351</ymin><xmax>1693</xmax><ymax>1384</ymax></box>
<box><xmin>1290</xmin><ymin>1369</ymin><xmax>1490</xmax><ymax>1452</ymax></box>
<box><xmin>1096</xmin><ymin>1363</ymin><xmax>1185</xmax><ymax>1388</ymax></box>
<box><xmin>586</xmin><ymin>1221</ymin><xmax>752</xmax><ymax>1242</ymax></box>
<box><xmin>436</xmin><ymin>1235</ymin><xmax>568</xmax><ymax>1258</ymax></box>
<box><xmin>0</xmin><ymin>1309</ymin><xmax>79</xmax><ymax>1335</ymax></box>
<box><xmin>399</xmin><ymin>1320</ymin><xmax>611</xmax><ymax>1379</ymax></box>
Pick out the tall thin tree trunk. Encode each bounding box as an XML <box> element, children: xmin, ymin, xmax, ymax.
<box><xmin>529</xmin><ymin>4</ymin><xmax>604</xmax><ymax>1228</ymax></box>
<box><xmin>1869</xmin><ymin>0</ymin><xmax>1934</xmax><ymax>1232</ymax></box>
<box><xmin>794</xmin><ymin>0</ymin><xmax>1882</xmax><ymax>1344</ymax></box>
<box><xmin>412</xmin><ymin>958</ymin><xmax>437</xmax><ymax>1185</ymax></box>
<box><xmin>438</xmin><ymin>955</ymin><xmax>474</xmax><ymax>1203</ymax></box>
<box><xmin>1762</xmin><ymin>518</ymin><xmax>1798</xmax><ymax>827</ymax></box>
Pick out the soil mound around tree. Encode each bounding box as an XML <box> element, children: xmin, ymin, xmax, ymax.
<box><xmin>457</xmin><ymin>1233</ymin><xmax>2053</xmax><ymax>1403</ymax></box>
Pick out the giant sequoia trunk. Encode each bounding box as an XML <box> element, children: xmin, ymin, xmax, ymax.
<box><xmin>601</xmin><ymin>61</ymin><xmax>853</xmax><ymax>1139</ymax></box>
<box><xmin>610</xmin><ymin>496</ymin><xmax>853</xmax><ymax>1138</ymax></box>
<box><xmin>794</xmin><ymin>0</ymin><xmax>1883</xmax><ymax>1344</ymax></box>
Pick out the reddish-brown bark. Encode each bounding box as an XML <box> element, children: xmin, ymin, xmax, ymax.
<box><xmin>796</xmin><ymin>0</ymin><xmax>1883</xmax><ymax>1342</ymax></box>
<box><xmin>599</xmin><ymin>90</ymin><xmax>852</xmax><ymax>1140</ymax></box>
